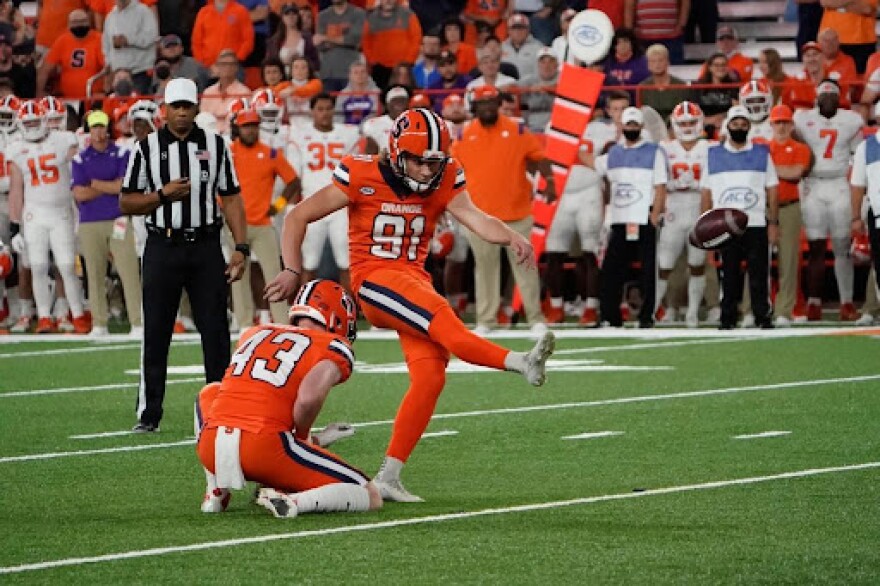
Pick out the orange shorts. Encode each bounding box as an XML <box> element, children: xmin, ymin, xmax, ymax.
<box><xmin>197</xmin><ymin>427</ymin><xmax>370</xmax><ymax>492</ymax></box>
<box><xmin>356</xmin><ymin>268</ymin><xmax>452</xmax><ymax>364</ymax></box>
<box><xmin>195</xmin><ymin>383</ymin><xmax>369</xmax><ymax>492</ymax></box>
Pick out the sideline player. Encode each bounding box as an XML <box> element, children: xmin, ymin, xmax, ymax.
<box><xmin>287</xmin><ymin>93</ymin><xmax>360</xmax><ymax>290</ymax></box>
<box><xmin>793</xmin><ymin>79</ymin><xmax>863</xmax><ymax>321</ymax></box>
<box><xmin>738</xmin><ymin>80</ymin><xmax>773</xmax><ymax>144</ymax></box>
<box><xmin>658</xmin><ymin>101</ymin><xmax>710</xmax><ymax>328</ymax></box>
<box><xmin>265</xmin><ymin>108</ymin><xmax>555</xmax><ymax>503</ymax></box>
<box><xmin>543</xmin><ymin>112</ymin><xmax>617</xmax><ymax>326</ymax></box>
<box><xmin>7</xmin><ymin>100</ymin><xmax>88</xmax><ymax>334</ymax></box>
<box><xmin>362</xmin><ymin>85</ymin><xmax>411</xmax><ymax>155</ymax></box>
<box><xmin>196</xmin><ymin>279</ymin><xmax>383</xmax><ymax>518</ymax></box>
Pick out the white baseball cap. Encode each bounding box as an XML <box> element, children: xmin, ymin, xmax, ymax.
<box><xmin>385</xmin><ymin>86</ymin><xmax>410</xmax><ymax>104</ymax></box>
<box><xmin>165</xmin><ymin>78</ymin><xmax>198</xmax><ymax>105</ymax></box>
<box><xmin>726</xmin><ymin>105</ymin><xmax>751</xmax><ymax>124</ymax></box>
<box><xmin>621</xmin><ymin>106</ymin><xmax>644</xmax><ymax>126</ymax></box>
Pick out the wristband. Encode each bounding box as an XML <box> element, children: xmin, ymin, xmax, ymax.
<box><xmin>234</xmin><ymin>243</ymin><xmax>251</xmax><ymax>257</ymax></box>
<box><xmin>284</xmin><ymin>267</ymin><xmax>301</xmax><ymax>276</ymax></box>
<box><xmin>10</xmin><ymin>222</ymin><xmax>19</xmax><ymax>237</ymax></box>
<box><xmin>271</xmin><ymin>197</ymin><xmax>288</xmax><ymax>214</ymax></box>
<box><xmin>158</xmin><ymin>189</ymin><xmax>170</xmax><ymax>206</ymax></box>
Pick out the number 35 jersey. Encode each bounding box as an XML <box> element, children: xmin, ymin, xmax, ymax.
<box><xmin>332</xmin><ymin>154</ymin><xmax>466</xmax><ymax>290</ymax></box>
<box><xmin>7</xmin><ymin>130</ymin><xmax>78</xmax><ymax>209</ymax></box>
<box><xmin>288</xmin><ymin>123</ymin><xmax>360</xmax><ymax>198</ymax></box>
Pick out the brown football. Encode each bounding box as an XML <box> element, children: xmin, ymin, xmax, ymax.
<box><xmin>688</xmin><ymin>208</ymin><xmax>749</xmax><ymax>250</ymax></box>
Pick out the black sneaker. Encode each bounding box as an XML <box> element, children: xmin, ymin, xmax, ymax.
<box><xmin>132</xmin><ymin>422</ymin><xmax>159</xmax><ymax>433</ymax></box>
<box><xmin>638</xmin><ymin>320</ymin><xmax>654</xmax><ymax>329</ymax></box>
<box><xmin>758</xmin><ymin>319</ymin><xmax>775</xmax><ymax>330</ymax></box>
<box><xmin>719</xmin><ymin>322</ymin><xmax>736</xmax><ymax>330</ymax></box>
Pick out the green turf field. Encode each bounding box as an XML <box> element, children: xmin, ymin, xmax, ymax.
<box><xmin>1</xmin><ymin>329</ymin><xmax>878</xmax><ymax>583</ymax></box>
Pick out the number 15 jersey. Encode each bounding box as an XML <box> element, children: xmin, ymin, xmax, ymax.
<box><xmin>332</xmin><ymin>154</ymin><xmax>466</xmax><ymax>290</ymax></box>
<box><xmin>7</xmin><ymin>131</ymin><xmax>78</xmax><ymax>209</ymax></box>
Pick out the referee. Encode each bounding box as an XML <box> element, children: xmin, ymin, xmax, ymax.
<box><xmin>120</xmin><ymin>78</ymin><xmax>249</xmax><ymax>433</ymax></box>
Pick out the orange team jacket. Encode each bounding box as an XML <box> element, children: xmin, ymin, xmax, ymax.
<box><xmin>451</xmin><ymin>116</ymin><xmax>545</xmax><ymax>222</ymax></box>
<box><xmin>331</xmin><ymin>154</ymin><xmax>467</xmax><ymax>291</ymax></box>
<box><xmin>362</xmin><ymin>9</ymin><xmax>422</xmax><ymax>68</ymax></box>
<box><xmin>88</xmin><ymin>0</ymin><xmax>155</xmax><ymax>13</ymax></box>
<box><xmin>192</xmin><ymin>0</ymin><xmax>255</xmax><ymax>67</ymax></box>
<box><xmin>204</xmin><ymin>325</ymin><xmax>354</xmax><ymax>434</ymax></box>
<box><xmin>44</xmin><ymin>30</ymin><xmax>105</xmax><ymax>99</ymax></box>
<box><xmin>230</xmin><ymin>139</ymin><xmax>297</xmax><ymax>226</ymax></box>
<box><xmin>768</xmin><ymin>138</ymin><xmax>811</xmax><ymax>205</ymax></box>
<box><xmin>463</xmin><ymin>0</ymin><xmax>508</xmax><ymax>42</ymax></box>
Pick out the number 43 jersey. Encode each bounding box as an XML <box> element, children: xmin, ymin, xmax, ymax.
<box><xmin>332</xmin><ymin>154</ymin><xmax>466</xmax><ymax>290</ymax></box>
<box><xmin>7</xmin><ymin>130</ymin><xmax>78</xmax><ymax>209</ymax></box>
<box><xmin>288</xmin><ymin>123</ymin><xmax>361</xmax><ymax>198</ymax></box>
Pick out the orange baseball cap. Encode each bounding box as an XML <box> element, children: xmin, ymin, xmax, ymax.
<box><xmin>235</xmin><ymin>109</ymin><xmax>260</xmax><ymax>125</ymax></box>
<box><xmin>410</xmin><ymin>93</ymin><xmax>432</xmax><ymax>108</ymax></box>
<box><xmin>769</xmin><ymin>104</ymin><xmax>793</xmax><ymax>123</ymax></box>
<box><xmin>470</xmin><ymin>85</ymin><xmax>500</xmax><ymax>102</ymax></box>
<box><xmin>442</xmin><ymin>94</ymin><xmax>464</xmax><ymax>109</ymax></box>
<box><xmin>801</xmin><ymin>41</ymin><xmax>821</xmax><ymax>54</ymax></box>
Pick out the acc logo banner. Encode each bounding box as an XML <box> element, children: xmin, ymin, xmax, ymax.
<box><xmin>572</xmin><ymin>23</ymin><xmax>603</xmax><ymax>48</ymax></box>
<box><xmin>719</xmin><ymin>187</ymin><xmax>759</xmax><ymax>209</ymax></box>
<box><xmin>612</xmin><ymin>182</ymin><xmax>644</xmax><ymax>207</ymax></box>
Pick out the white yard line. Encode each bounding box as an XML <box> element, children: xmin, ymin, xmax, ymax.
<box><xmin>1</xmin><ymin>460</ymin><xmax>877</xmax><ymax>575</ymax></box>
<box><xmin>69</xmin><ymin>430</ymin><xmax>140</xmax><ymax>440</ymax></box>
<box><xmin>4</xmin><ymin>373</ymin><xmax>878</xmax><ymax>464</ymax></box>
<box><xmin>421</xmin><ymin>430</ymin><xmax>459</xmax><ymax>438</ymax></box>
<box><xmin>553</xmin><ymin>336</ymin><xmax>753</xmax><ymax>355</ymax></box>
<box><xmin>734</xmin><ymin>431</ymin><xmax>792</xmax><ymax>440</ymax></box>
<box><xmin>0</xmin><ymin>440</ymin><xmax>194</xmax><ymax>464</ymax></box>
<box><xmin>562</xmin><ymin>431</ymin><xmax>624</xmax><ymax>440</ymax></box>
<box><xmin>0</xmin><ymin>377</ymin><xmax>204</xmax><ymax>399</ymax></box>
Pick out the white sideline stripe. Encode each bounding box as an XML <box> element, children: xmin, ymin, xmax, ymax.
<box><xmin>0</xmin><ymin>377</ymin><xmax>204</xmax><ymax>398</ymax></box>
<box><xmin>562</xmin><ymin>431</ymin><xmax>624</xmax><ymax>440</ymax></box>
<box><xmin>69</xmin><ymin>430</ymin><xmax>139</xmax><ymax>440</ymax></box>
<box><xmin>734</xmin><ymin>431</ymin><xmax>792</xmax><ymax>440</ymax></box>
<box><xmin>1</xmin><ymin>461</ymin><xmax>877</xmax><ymax>575</ymax></box>
<box><xmin>4</xmin><ymin>373</ymin><xmax>879</xmax><ymax>464</ymax></box>
<box><xmin>553</xmin><ymin>336</ymin><xmax>753</xmax><ymax>355</ymax></box>
<box><xmin>0</xmin><ymin>338</ymin><xmax>201</xmax><ymax>358</ymax></box>
<box><xmin>421</xmin><ymin>430</ymin><xmax>459</xmax><ymax>438</ymax></box>
<box><xmin>0</xmin><ymin>440</ymin><xmax>194</xmax><ymax>464</ymax></box>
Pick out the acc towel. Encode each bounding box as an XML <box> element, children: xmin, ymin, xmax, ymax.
<box><xmin>215</xmin><ymin>426</ymin><xmax>246</xmax><ymax>490</ymax></box>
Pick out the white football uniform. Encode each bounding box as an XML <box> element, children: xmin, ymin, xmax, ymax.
<box><xmin>0</xmin><ymin>129</ymin><xmax>21</xmax><ymax>243</ymax></box>
<box><xmin>361</xmin><ymin>115</ymin><xmax>393</xmax><ymax>153</ymax></box>
<box><xmin>546</xmin><ymin>120</ymin><xmax>617</xmax><ymax>254</ymax></box>
<box><xmin>288</xmin><ymin>122</ymin><xmax>360</xmax><ymax>271</ymax></box>
<box><xmin>8</xmin><ymin>130</ymin><xmax>83</xmax><ymax>318</ymax></box>
<box><xmin>658</xmin><ymin>138</ymin><xmax>710</xmax><ymax>269</ymax></box>
<box><xmin>794</xmin><ymin>107</ymin><xmax>863</xmax><ymax>240</ymax></box>
<box><xmin>748</xmin><ymin>120</ymin><xmax>772</xmax><ymax>145</ymax></box>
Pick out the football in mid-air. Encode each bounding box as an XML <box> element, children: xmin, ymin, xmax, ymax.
<box><xmin>688</xmin><ymin>208</ymin><xmax>748</xmax><ymax>250</ymax></box>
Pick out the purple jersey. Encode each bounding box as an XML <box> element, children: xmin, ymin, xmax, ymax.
<box><xmin>71</xmin><ymin>143</ymin><xmax>130</xmax><ymax>223</ymax></box>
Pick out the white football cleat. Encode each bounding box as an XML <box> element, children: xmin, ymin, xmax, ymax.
<box><xmin>523</xmin><ymin>330</ymin><xmax>555</xmax><ymax>386</ymax></box>
<box><xmin>741</xmin><ymin>314</ymin><xmax>756</xmax><ymax>329</ymax></box>
<box><xmin>256</xmin><ymin>487</ymin><xmax>299</xmax><ymax>518</ymax></box>
<box><xmin>706</xmin><ymin>307</ymin><xmax>721</xmax><ymax>324</ymax></box>
<box><xmin>311</xmin><ymin>422</ymin><xmax>355</xmax><ymax>448</ymax></box>
<box><xmin>774</xmin><ymin>315</ymin><xmax>791</xmax><ymax>328</ymax></box>
<box><xmin>685</xmin><ymin>310</ymin><xmax>698</xmax><ymax>329</ymax></box>
<box><xmin>201</xmin><ymin>488</ymin><xmax>231</xmax><ymax>513</ymax></box>
<box><xmin>855</xmin><ymin>313</ymin><xmax>875</xmax><ymax>327</ymax></box>
<box><xmin>374</xmin><ymin>478</ymin><xmax>424</xmax><ymax>503</ymax></box>
<box><xmin>9</xmin><ymin>315</ymin><xmax>31</xmax><ymax>333</ymax></box>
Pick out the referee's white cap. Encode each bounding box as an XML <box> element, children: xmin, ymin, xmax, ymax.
<box><xmin>165</xmin><ymin>78</ymin><xmax>198</xmax><ymax>105</ymax></box>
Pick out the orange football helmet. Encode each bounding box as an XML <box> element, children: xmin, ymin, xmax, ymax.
<box><xmin>288</xmin><ymin>279</ymin><xmax>358</xmax><ymax>343</ymax></box>
<box><xmin>851</xmin><ymin>233</ymin><xmax>872</xmax><ymax>267</ymax></box>
<box><xmin>40</xmin><ymin>96</ymin><xmax>66</xmax><ymax>130</ymax></box>
<box><xmin>0</xmin><ymin>94</ymin><xmax>20</xmax><ymax>132</ymax></box>
<box><xmin>388</xmin><ymin>108</ymin><xmax>452</xmax><ymax>193</ymax></box>
<box><xmin>17</xmin><ymin>100</ymin><xmax>48</xmax><ymax>141</ymax></box>
<box><xmin>671</xmin><ymin>101</ymin><xmax>704</xmax><ymax>142</ymax></box>
<box><xmin>251</xmin><ymin>88</ymin><xmax>284</xmax><ymax>132</ymax></box>
<box><xmin>738</xmin><ymin>80</ymin><xmax>772</xmax><ymax>123</ymax></box>
<box><xmin>227</xmin><ymin>97</ymin><xmax>251</xmax><ymax>125</ymax></box>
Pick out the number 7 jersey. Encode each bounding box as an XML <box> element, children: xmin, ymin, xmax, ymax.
<box><xmin>332</xmin><ymin>154</ymin><xmax>467</xmax><ymax>290</ymax></box>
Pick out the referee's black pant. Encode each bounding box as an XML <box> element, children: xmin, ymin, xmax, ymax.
<box><xmin>719</xmin><ymin>226</ymin><xmax>772</xmax><ymax>328</ymax></box>
<box><xmin>138</xmin><ymin>228</ymin><xmax>230</xmax><ymax>427</ymax></box>
<box><xmin>600</xmin><ymin>223</ymin><xmax>657</xmax><ymax>327</ymax></box>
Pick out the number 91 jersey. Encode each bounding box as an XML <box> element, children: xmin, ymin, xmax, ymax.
<box><xmin>332</xmin><ymin>154</ymin><xmax>466</xmax><ymax>290</ymax></box>
<box><xmin>288</xmin><ymin>123</ymin><xmax>361</xmax><ymax>198</ymax></box>
<box><xmin>7</xmin><ymin>131</ymin><xmax>78</xmax><ymax>209</ymax></box>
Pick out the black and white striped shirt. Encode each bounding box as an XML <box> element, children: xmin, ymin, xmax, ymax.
<box><xmin>121</xmin><ymin>125</ymin><xmax>240</xmax><ymax>229</ymax></box>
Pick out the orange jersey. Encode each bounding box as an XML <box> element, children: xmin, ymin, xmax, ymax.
<box><xmin>769</xmin><ymin>138</ymin><xmax>811</xmax><ymax>204</ymax></box>
<box><xmin>88</xmin><ymin>0</ymin><xmax>155</xmax><ymax>13</ymax></box>
<box><xmin>452</xmin><ymin>116</ymin><xmax>545</xmax><ymax>221</ymax></box>
<box><xmin>332</xmin><ymin>154</ymin><xmax>466</xmax><ymax>290</ymax></box>
<box><xmin>44</xmin><ymin>31</ymin><xmax>105</xmax><ymax>99</ymax></box>
<box><xmin>230</xmin><ymin>139</ymin><xmax>297</xmax><ymax>226</ymax></box>
<box><xmin>205</xmin><ymin>325</ymin><xmax>355</xmax><ymax>434</ymax></box>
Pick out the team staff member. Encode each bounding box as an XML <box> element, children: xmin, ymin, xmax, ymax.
<box><xmin>228</xmin><ymin>106</ymin><xmax>300</xmax><ymax>328</ymax></box>
<box><xmin>71</xmin><ymin>110</ymin><xmax>142</xmax><ymax>337</ymax></box>
<box><xmin>594</xmin><ymin>106</ymin><xmax>668</xmax><ymax>328</ymax></box>
<box><xmin>121</xmin><ymin>78</ymin><xmax>249</xmax><ymax>433</ymax></box>
<box><xmin>701</xmin><ymin>105</ymin><xmax>779</xmax><ymax>330</ymax></box>
<box><xmin>767</xmin><ymin>105</ymin><xmax>811</xmax><ymax>327</ymax></box>
<box><xmin>452</xmin><ymin>85</ymin><xmax>556</xmax><ymax>335</ymax></box>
